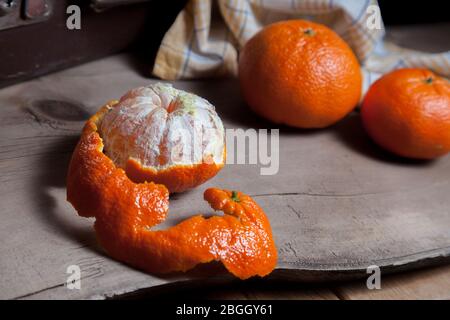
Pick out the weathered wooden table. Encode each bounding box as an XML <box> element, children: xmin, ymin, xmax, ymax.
<box><xmin>1</xmin><ymin>24</ymin><xmax>449</xmax><ymax>300</ymax></box>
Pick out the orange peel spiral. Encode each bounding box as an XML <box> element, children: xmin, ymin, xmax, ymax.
<box><xmin>67</xmin><ymin>101</ymin><xmax>277</xmax><ymax>279</ymax></box>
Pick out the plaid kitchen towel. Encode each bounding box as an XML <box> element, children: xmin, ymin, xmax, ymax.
<box><xmin>152</xmin><ymin>0</ymin><xmax>450</xmax><ymax>92</ymax></box>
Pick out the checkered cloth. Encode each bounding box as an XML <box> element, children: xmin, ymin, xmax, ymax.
<box><xmin>152</xmin><ymin>0</ymin><xmax>450</xmax><ymax>92</ymax></box>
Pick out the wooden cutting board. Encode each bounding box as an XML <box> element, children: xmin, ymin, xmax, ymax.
<box><xmin>1</xmin><ymin>53</ymin><xmax>449</xmax><ymax>300</ymax></box>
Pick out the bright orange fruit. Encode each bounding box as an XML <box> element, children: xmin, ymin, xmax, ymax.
<box><xmin>99</xmin><ymin>83</ymin><xmax>225</xmax><ymax>193</ymax></box>
<box><xmin>362</xmin><ymin>68</ymin><xmax>450</xmax><ymax>159</ymax></box>
<box><xmin>66</xmin><ymin>101</ymin><xmax>277</xmax><ymax>279</ymax></box>
<box><xmin>239</xmin><ymin>20</ymin><xmax>362</xmax><ymax>128</ymax></box>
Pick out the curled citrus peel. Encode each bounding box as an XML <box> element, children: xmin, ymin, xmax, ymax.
<box><xmin>67</xmin><ymin>101</ymin><xmax>277</xmax><ymax>279</ymax></box>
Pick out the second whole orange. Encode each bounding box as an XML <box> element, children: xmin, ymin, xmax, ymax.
<box><xmin>361</xmin><ymin>68</ymin><xmax>450</xmax><ymax>159</ymax></box>
<box><xmin>239</xmin><ymin>20</ymin><xmax>362</xmax><ymax>128</ymax></box>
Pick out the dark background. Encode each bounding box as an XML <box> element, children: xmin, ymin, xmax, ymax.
<box><xmin>378</xmin><ymin>0</ymin><xmax>450</xmax><ymax>25</ymax></box>
<box><xmin>0</xmin><ymin>0</ymin><xmax>448</xmax><ymax>88</ymax></box>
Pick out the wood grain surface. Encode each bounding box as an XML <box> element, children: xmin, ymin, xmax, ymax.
<box><xmin>334</xmin><ymin>264</ymin><xmax>450</xmax><ymax>300</ymax></box>
<box><xmin>1</xmin><ymin>24</ymin><xmax>449</xmax><ymax>299</ymax></box>
<box><xmin>1</xmin><ymin>53</ymin><xmax>449</xmax><ymax>299</ymax></box>
<box><xmin>121</xmin><ymin>264</ymin><xmax>450</xmax><ymax>300</ymax></box>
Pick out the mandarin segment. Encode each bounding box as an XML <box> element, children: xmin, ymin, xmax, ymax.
<box><xmin>99</xmin><ymin>83</ymin><xmax>225</xmax><ymax>192</ymax></box>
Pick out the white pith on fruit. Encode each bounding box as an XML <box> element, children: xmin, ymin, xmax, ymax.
<box><xmin>99</xmin><ymin>83</ymin><xmax>225</xmax><ymax>170</ymax></box>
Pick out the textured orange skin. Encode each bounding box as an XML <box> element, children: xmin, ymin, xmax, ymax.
<box><xmin>126</xmin><ymin>157</ymin><xmax>224</xmax><ymax>193</ymax></box>
<box><xmin>66</xmin><ymin>103</ymin><xmax>277</xmax><ymax>279</ymax></box>
<box><xmin>239</xmin><ymin>20</ymin><xmax>362</xmax><ymax>128</ymax></box>
<box><xmin>362</xmin><ymin>69</ymin><xmax>450</xmax><ymax>159</ymax></box>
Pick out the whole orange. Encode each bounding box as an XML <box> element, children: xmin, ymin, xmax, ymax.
<box><xmin>239</xmin><ymin>20</ymin><xmax>362</xmax><ymax>128</ymax></box>
<box><xmin>361</xmin><ymin>68</ymin><xmax>450</xmax><ymax>159</ymax></box>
